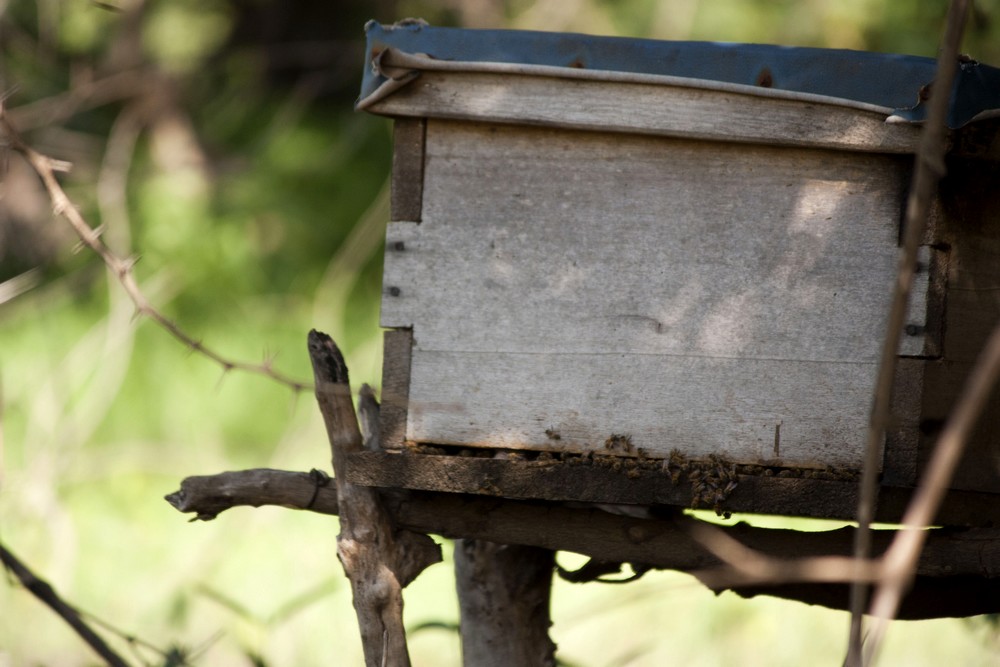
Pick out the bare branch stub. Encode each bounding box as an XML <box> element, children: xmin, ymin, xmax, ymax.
<box><xmin>164</xmin><ymin>468</ymin><xmax>339</xmax><ymax>520</ymax></box>
<box><xmin>308</xmin><ymin>329</ymin><xmax>440</xmax><ymax>667</ymax></box>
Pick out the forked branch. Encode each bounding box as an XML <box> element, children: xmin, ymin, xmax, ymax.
<box><xmin>308</xmin><ymin>330</ymin><xmax>441</xmax><ymax>667</ymax></box>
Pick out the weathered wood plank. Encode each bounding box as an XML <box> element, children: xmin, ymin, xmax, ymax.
<box><xmin>920</xmin><ymin>359</ymin><xmax>1000</xmax><ymax>493</ymax></box>
<box><xmin>384</xmin><ymin>121</ymin><xmax>919</xmax><ymax>361</ymax></box>
<box><xmin>365</xmin><ymin>70</ymin><xmax>922</xmax><ymax>154</ymax></box>
<box><xmin>391</xmin><ymin>118</ymin><xmax>425</xmax><ymax>221</ymax></box>
<box><xmin>381</xmin><ymin>121</ymin><xmax>929</xmax><ymax>468</ymax></box>
<box><xmin>348</xmin><ymin>450</ymin><xmax>861</xmax><ymax>519</ymax></box>
<box><xmin>379</xmin><ymin>329</ymin><xmax>413</xmax><ymax>450</ymax></box>
<box><xmin>882</xmin><ymin>358</ymin><xmax>924</xmax><ymax>487</ymax></box>
<box><xmin>348</xmin><ymin>450</ymin><xmax>1000</xmax><ymax>526</ymax></box>
<box><xmin>406</xmin><ymin>350</ymin><xmax>876</xmax><ymax>468</ymax></box>
<box><xmin>916</xmin><ymin>159</ymin><xmax>1000</xmax><ymax>494</ymax></box>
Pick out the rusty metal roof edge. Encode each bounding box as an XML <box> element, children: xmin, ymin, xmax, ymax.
<box><xmin>358</xmin><ymin>48</ymin><xmax>898</xmax><ymax>118</ymax></box>
<box><xmin>358</xmin><ymin>21</ymin><xmax>1000</xmax><ymax>129</ymax></box>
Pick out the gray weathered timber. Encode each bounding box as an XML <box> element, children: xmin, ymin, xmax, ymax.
<box><xmin>364</xmin><ymin>69</ymin><xmax>922</xmax><ymax>154</ymax></box>
<box><xmin>380</xmin><ymin>329</ymin><xmax>413</xmax><ymax>457</ymax></box>
<box><xmin>391</xmin><ymin>118</ymin><xmax>425</xmax><ymax>221</ymax></box>
<box><xmin>381</xmin><ymin>120</ymin><xmax>931</xmax><ymax>468</ymax></box>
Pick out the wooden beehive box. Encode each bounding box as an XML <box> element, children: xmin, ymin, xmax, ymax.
<box><xmin>351</xmin><ymin>22</ymin><xmax>1000</xmax><ymax>524</ymax></box>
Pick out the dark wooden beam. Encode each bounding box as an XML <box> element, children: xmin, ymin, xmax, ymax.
<box><xmin>347</xmin><ymin>449</ymin><xmax>1000</xmax><ymax>527</ymax></box>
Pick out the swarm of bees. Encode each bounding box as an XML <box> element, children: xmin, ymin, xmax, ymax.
<box><xmin>405</xmin><ymin>434</ymin><xmax>858</xmax><ymax>520</ymax></box>
<box><xmin>664</xmin><ymin>449</ymin><xmax>738</xmax><ymax>518</ymax></box>
<box><xmin>604</xmin><ymin>433</ymin><xmax>634</xmax><ymax>453</ymax></box>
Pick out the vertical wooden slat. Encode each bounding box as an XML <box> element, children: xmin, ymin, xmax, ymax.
<box><xmin>883</xmin><ymin>358</ymin><xmax>925</xmax><ymax>487</ymax></box>
<box><xmin>380</xmin><ymin>328</ymin><xmax>413</xmax><ymax>450</ymax></box>
<box><xmin>391</xmin><ymin>118</ymin><xmax>426</xmax><ymax>221</ymax></box>
<box><xmin>922</xmin><ymin>246</ymin><xmax>948</xmax><ymax>359</ymax></box>
<box><xmin>383</xmin><ymin>117</ymin><xmax>423</xmax><ymax>451</ymax></box>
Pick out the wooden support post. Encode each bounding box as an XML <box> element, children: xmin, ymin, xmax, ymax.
<box><xmin>454</xmin><ymin>539</ymin><xmax>557</xmax><ymax>667</ymax></box>
<box><xmin>308</xmin><ymin>330</ymin><xmax>441</xmax><ymax>667</ymax></box>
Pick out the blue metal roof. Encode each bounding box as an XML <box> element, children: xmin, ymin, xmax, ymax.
<box><xmin>360</xmin><ymin>21</ymin><xmax>1000</xmax><ymax>128</ymax></box>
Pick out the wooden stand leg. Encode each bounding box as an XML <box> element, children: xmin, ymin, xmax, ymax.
<box><xmin>455</xmin><ymin>539</ymin><xmax>557</xmax><ymax>667</ymax></box>
<box><xmin>308</xmin><ymin>330</ymin><xmax>441</xmax><ymax>667</ymax></box>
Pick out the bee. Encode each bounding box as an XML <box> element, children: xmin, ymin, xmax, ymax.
<box><xmin>604</xmin><ymin>433</ymin><xmax>634</xmax><ymax>453</ymax></box>
<box><xmin>544</xmin><ymin>428</ymin><xmax>562</xmax><ymax>441</ymax></box>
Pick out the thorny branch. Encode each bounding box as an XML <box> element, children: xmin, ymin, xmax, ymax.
<box><xmin>848</xmin><ymin>1</ymin><xmax>970</xmax><ymax>664</ymax></box>
<box><xmin>0</xmin><ymin>104</ymin><xmax>312</xmax><ymax>393</ymax></box>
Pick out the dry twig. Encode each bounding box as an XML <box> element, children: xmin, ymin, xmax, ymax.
<box><xmin>865</xmin><ymin>319</ymin><xmax>1000</xmax><ymax>660</ymax></box>
<box><xmin>847</xmin><ymin>1</ymin><xmax>970</xmax><ymax>663</ymax></box>
<box><xmin>686</xmin><ymin>520</ymin><xmax>883</xmax><ymax>590</ymax></box>
<box><xmin>0</xmin><ymin>105</ymin><xmax>312</xmax><ymax>392</ymax></box>
<box><xmin>0</xmin><ymin>541</ymin><xmax>131</xmax><ymax>667</ymax></box>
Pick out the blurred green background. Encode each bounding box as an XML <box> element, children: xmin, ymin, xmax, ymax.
<box><xmin>2</xmin><ymin>1</ymin><xmax>999</xmax><ymax>665</ymax></box>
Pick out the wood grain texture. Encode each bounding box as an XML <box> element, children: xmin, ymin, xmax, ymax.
<box><xmin>391</xmin><ymin>118</ymin><xmax>425</xmax><ymax>221</ymax></box>
<box><xmin>348</xmin><ymin>451</ymin><xmax>1000</xmax><ymax>527</ymax></box>
<box><xmin>379</xmin><ymin>329</ymin><xmax>413</xmax><ymax>450</ymax></box>
<box><xmin>365</xmin><ymin>70</ymin><xmax>922</xmax><ymax>154</ymax></box>
<box><xmin>454</xmin><ymin>540</ymin><xmax>557</xmax><ymax>667</ymax></box>
<box><xmin>382</xmin><ymin>120</ymin><xmax>927</xmax><ymax>468</ymax></box>
<box><xmin>918</xmin><ymin>158</ymin><xmax>1000</xmax><ymax>493</ymax></box>
<box><xmin>882</xmin><ymin>358</ymin><xmax>925</xmax><ymax>487</ymax></box>
<box><xmin>347</xmin><ymin>450</ymin><xmax>861</xmax><ymax>519</ymax></box>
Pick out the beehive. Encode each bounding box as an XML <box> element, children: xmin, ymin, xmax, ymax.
<box><xmin>351</xmin><ymin>21</ymin><xmax>1000</xmax><ymax>522</ymax></box>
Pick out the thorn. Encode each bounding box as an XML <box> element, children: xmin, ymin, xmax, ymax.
<box><xmin>48</xmin><ymin>158</ymin><xmax>73</xmax><ymax>173</ymax></box>
<box><xmin>117</xmin><ymin>255</ymin><xmax>138</xmax><ymax>278</ymax></box>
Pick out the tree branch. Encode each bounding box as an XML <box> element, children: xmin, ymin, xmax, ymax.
<box><xmin>848</xmin><ymin>1</ymin><xmax>970</xmax><ymax>663</ymax></box>
<box><xmin>308</xmin><ymin>330</ymin><xmax>440</xmax><ymax>667</ymax></box>
<box><xmin>1</xmin><ymin>541</ymin><xmax>131</xmax><ymax>667</ymax></box>
<box><xmin>164</xmin><ymin>467</ymin><xmax>1000</xmax><ymax>618</ymax></box>
<box><xmin>0</xmin><ymin>105</ymin><xmax>312</xmax><ymax>392</ymax></box>
<box><xmin>866</xmin><ymin>289</ymin><xmax>1000</xmax><ymax>659</ymax></box>
<box><xmin>164</xmin><ymin>468</ymin><xmax>339</xmax><ymax>520</ymax></box>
